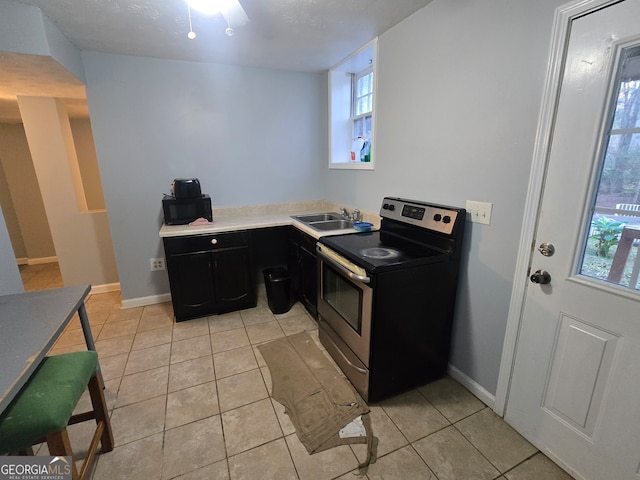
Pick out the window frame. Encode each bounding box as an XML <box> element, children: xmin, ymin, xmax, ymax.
<box><xmin>328</xmin><ymin>39</ymin><xmax>377</xmax><ymax>170</ymax></box>
<box><xmin>352</xmin><ymin>66</ymin><xmax>373</xmax><ymax>146</ymax></box>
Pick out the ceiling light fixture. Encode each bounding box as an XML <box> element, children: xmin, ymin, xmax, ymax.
<box><xmin>184</xmin><ymin>0</ymin><xmax>248</xmax><ymax>39</ymax></box>
<box><xmin>224</xmin><ymin>12</ymin><xmax>234</xmax><ymax>37</ymax></box>
<box><xmin>187</xmin><ymin>4</ymin><xmax>196</xmax><ymax>39</ymax></box>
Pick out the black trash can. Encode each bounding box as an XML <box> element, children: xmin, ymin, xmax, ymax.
<box><xmin>263</xmin><ymin>267</ymin><xmax>292</xmax><ymax>314</ymax></box>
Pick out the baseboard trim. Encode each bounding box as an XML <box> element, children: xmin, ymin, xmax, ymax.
<box><xmin>121</xmin><ymin>293</ymin><xmax>172</xmax><ymax>309</ymax></box>
<box><xmin>21</xmin><ymin>256</ymin><xmax>58</xmax><ymax>265</ymax></box>
<box><xmin>90</xmin><ymin>283</ymin><xmax>121</xmax><ymax>294</ymax></box>
<box><xmin>447</xmin><ymin>364</ymin><xmax>496</xmax><ymax>410</ymax></box>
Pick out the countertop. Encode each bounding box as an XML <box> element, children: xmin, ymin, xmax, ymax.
<box><xmin>0</xmin><ymin>285</ymin><xmax>92</xmax><ymax>412</ymax></box>
<box><xmin>159</xmin><ymin>200</ymin><xmax>380</xmax><ymax>240</ymax></box>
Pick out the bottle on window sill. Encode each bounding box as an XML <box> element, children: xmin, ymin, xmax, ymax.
<box><xmin>362</xmin><ymin>140</ymin><xmax>371</xmax><ymax>162</ymax></box>
<box><xmin>351</xmin><ymin>137</ymin><xmax>365</xmax><ymax>162</ymax></box>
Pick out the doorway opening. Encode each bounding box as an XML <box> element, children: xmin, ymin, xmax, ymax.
<box><xmin>0</xmin><ymin>107</ymin><xmax>113</xmax><ymax>293</ymax></box>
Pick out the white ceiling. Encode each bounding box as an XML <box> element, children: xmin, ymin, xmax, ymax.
<box><xmin>0</xmin><ymin>0</ymin><xmax>433</xmax><ymax>122</ymax></box>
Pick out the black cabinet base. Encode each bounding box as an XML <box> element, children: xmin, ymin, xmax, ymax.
<box><xmin>173</xmin><ymin>297</ymin><xmax>257</xmax><ymax>322</ymax></box>
<box><xmin>163</xmin><ymin>231</ymin><xmax>256</xmax><ymax>322</ymax></box>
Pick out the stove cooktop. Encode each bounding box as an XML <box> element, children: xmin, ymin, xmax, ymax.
<box><xmin>319</xmin><ymin>197</ymin><xmax>465</xmax><ymax>273</ymax></box>
<box><xmin>318</xmin><ymin>230</ymin><xmax>445</xmax><ymax>273</ymax></box>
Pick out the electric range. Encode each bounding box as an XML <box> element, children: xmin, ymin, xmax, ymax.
<box><xmin>316</xmin><ymin>197</ymin><xmax>466</xmax><ymax>402</ymax></box>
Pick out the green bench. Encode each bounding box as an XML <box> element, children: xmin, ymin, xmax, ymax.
<box><xmin>0</xmin><ymin>351</ymin><xmax>114</xmax><ymax>480</ymax></box>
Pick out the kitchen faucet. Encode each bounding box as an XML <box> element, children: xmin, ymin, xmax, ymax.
<box><xmin>341</xmin><ymin>208</ymin><xmax>361</xmax><ymax>222</ymax></box>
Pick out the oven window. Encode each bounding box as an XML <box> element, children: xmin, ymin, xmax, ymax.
<box><xmin>323</xmin><ymin>264</ymin><xmax>363</xmax><ymax>334</ymax></box>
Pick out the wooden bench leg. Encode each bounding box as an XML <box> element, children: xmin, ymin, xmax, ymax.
<box><xmin>88</xmin><ymin>373</ymin><xmax>114</xmax><ymax>452</ymax></box>
<box><xmin>46</xmin><ymin>429</ymin><xmax>80</xmax><ymax>480</ymax></box>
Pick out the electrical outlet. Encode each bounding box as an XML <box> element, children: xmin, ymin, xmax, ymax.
<box><xmin>150</xmin><ymin>258</ymin><xmax>165</xmax><ymax>271</ymax></box>
<box><xmin>465</xmin><ymin>200</ymin><xmax>493</xmax><ymax>225</ymax></box>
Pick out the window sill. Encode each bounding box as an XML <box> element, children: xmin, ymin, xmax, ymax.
<box><xmin>329</xmin><ymin>162</ymin><xmax>374</xmax><ymax>170</ymax></box>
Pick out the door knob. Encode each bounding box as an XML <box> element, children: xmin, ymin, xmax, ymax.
<box><xmin>530</xmin><ymin>270</ymin><xmax>551</xmax><ymax>284</ymax></box>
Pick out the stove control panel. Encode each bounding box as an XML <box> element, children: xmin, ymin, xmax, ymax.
<box><xmin>380</xmin><ymin>197</ymin><xmax>462</xmax><ymax>235</ymax></box>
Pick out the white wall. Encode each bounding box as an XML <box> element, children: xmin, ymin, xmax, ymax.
<box><xmin>0</xmin><ymin>0</ymin><xmax>570</xmax><ymax>396</ymax></box>
<box><xmin>0</xmin><ymin>0</ymin><xmax>85</xmax><ymax>83</ymax></box>
<box><xmin>0</xmin><ymin>1</ymin><xmax>49</xmax><ymax>57</ymax></box>
<box><xmin>0</xmin><ymin>123</ymin><xmax>56</xmax><ymax>261</ymax></box>
<box><xmin>326</xmin><ymin>0</ymin><xmax>566</xmax><ymax>394</ymax></box>
<box><xmin>82</xmin><ymin>53</ymin><xmax>327</xmax><ymax>301</ymax></box>
<box><xmin>0</xmin><ymin>136</ymin><xmax>27</xmax><ymax>259</ymax></box>
<box><xmin>0</xmin><ymin>204</ymin><xmax>23</xmax><ymax>295</ymax></box>
<box><xmin>0</xmin><ymin>0</ymin><xmax>116</xmax><ymax>294</ymax></box>
<box><xmin>18</xmin><ymin>96</ymin><xmax>119</xmax><ymax>288</ymax></box>
<box><xmin>71</xmin><ymin>118</ymin><xmax>106</xmax><ymax>211</ymax></box>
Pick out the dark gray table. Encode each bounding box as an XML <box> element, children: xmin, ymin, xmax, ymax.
<box><xmin>0</xmin><ymin>284</ymin><xmax>95</xmax><ymax>413</ymax></box>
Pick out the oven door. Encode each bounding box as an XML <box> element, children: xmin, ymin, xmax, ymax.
<box><xmin>316</xmin><ymin>245</ymin><xmax>373</xmax><ymax>365</ymax></box>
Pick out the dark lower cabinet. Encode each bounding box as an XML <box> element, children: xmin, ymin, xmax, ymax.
<box><xmin>250</xmin><ymin>226</ymin><xmax>289</xmax><ymax>284</ymax></box>
<box><xmin>166</xmin><ymin>249</ymin><xmax>217</xmax><ymax>319</ymax></box>
<box><xmin>288</xmin><ymin>227</ymin><xmax>318</xmax><ymax>318</ymax></box>
<box><xmin>212</xmin><ymin>246</ymin><xmax>253</xmax><ymax>309</ymax></box>
<box><xmin>163</xmin><ymin>231</ymin><xmax>256</xmax><ymax>321</ymax></box>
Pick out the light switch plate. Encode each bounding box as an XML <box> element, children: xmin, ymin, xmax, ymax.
<box><xmin>466</xmin><ymin>200</ymin><xmax>493</xmax><ymax>225</ymax></box>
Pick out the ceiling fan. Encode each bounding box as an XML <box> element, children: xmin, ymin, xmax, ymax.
<box><xmin>185</xmin><ymin>0</ymin><xmax>249</xmax><ymax>38</ymax></box>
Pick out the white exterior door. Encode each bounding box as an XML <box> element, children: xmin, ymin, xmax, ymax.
<box><xmin>505</xmin><ymin>1</ymin><xmax>640</xmax><ymax>479</ymax></box>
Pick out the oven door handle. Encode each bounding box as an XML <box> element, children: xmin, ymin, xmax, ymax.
<box><xmin>336</xmin><ymin>348</ymin><xmax>368</xmax><ymax>375</ymax></box>
<box><xmin>317</xmin><ymin>248</ymin><xmax>371</xmax><ymax>284</ymax></box>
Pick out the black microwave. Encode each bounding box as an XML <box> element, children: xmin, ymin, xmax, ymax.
<box><xmin>162</xmin><ymin>194</ymin><xmax>212</xmax><ymax>225</ymax></box>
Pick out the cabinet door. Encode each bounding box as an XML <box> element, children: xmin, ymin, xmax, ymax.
<box><xmin>167</xmin><ymin>250</ymin><xmax>215</xmax><ymax>320</ymax></box>
<box><xmin>212</xmin><ymin>246</ymin><xmax>255</xmax><ymax>312</ymax></box>
<box><xmin>299</xmin><ymin>245</ymin><xmax>318</xmax><ymax>316</ymax></box>
<box><xmin>287</xmin><ymin>239</ymin><xmax>302</xmax><ymax>298</ymax></box>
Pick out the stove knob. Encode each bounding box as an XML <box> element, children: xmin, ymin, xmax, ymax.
<box><xmin>388</xmin><ymin>204</ymin><xmax>395</xmax><ymax>211</ymax></box>
<box><xmin>433</xmin><ymin>214</ymin><xmax>442</xmax><ymax>222</ymax></box>
<box><xmin>443</xmin><ymin>216</ymin><xmax>451</xmax><ymax>224</ymax></box>
<box><xmin>383</xmin><ymin>203</ymin><xmax>389</xmax><ymax>210</ymax></box>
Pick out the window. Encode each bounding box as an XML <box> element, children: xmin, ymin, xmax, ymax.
<box><xmin>329</xmin><ymin>39</ymin><xmax>377</xmax><ymax>169</ymax></box>
<box><xmin>353</xmin><ymin>68</ymin><xmax>373</xmax><ymax>131</ymax></box>
<box><xmin>578</xmin><ymin>44</ymin><xmax>640</xmax><ymax>291</ymax></box>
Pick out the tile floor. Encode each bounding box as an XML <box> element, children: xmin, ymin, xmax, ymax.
<box><xmin>19</xmin><ymin>261</ymin><xmax>63</xmax><ymax>291</ymax></box>
<box><xmin>21</xmin><ymin>264</ymin><xmax>574</xmax><ymax>479</ymax></box>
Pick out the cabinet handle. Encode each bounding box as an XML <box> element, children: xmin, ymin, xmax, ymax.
<box><xmin>211</xmin><ymin>238</ymin><xmax>218</xmax><ymax>245</ymax></box>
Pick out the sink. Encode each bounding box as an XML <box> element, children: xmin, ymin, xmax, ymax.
<box><xmin>292</xmin><ymin>212</ymin><xmax>354</xmax><ymax>231</ymax></box>
<box><xmin>292</xmin><ymin>212</ymin><xmax>343</xmax><ymax>223</ymax></box>
<box><xmin>307</xmin><ymin>219</ymin><xmax>353</xmax><ymax>231</ymax></box>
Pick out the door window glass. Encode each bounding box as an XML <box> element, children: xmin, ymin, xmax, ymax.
<box><xmin>579</xmin><ymin>44</ymin><xmax>640</xmax><ymax>290</ymax></box>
